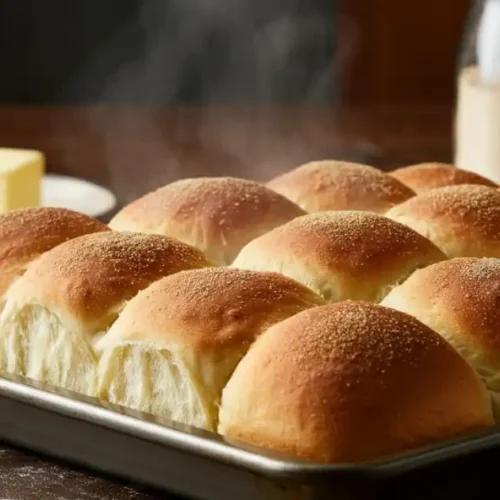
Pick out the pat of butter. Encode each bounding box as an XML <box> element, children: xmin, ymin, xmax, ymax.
<box><xmin>0</xmin><ymin>148</ymin><xmax>44</xmax><ymax>213</ymax></box>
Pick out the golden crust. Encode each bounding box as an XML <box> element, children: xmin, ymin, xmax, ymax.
<box><xmin>6</xmin><ymin>231</ymin><xmax>212</xmax><ymax>327</ymax></box>
<box><xmin>109</xmin><ymin>177</ymin><xmax>305</xmax><ymax>265</ymax></box>
<box><xmin>386</xmin><ymin>185</ymin><xmax>500</xmax><ymax>258</ymax></box>
<box><xmin>232</xmin><ymin>211</ymin><xmax>446</xmax><ymax>302</ymax></box>
<box><xmin>219</xmin><ymin>301</ymin><xmax>493</xmax><ymax>463</ymax></box>
<box><xmin>381</xmin><ymin>258</ymin><xmax>500</xmax><ymax>413</ymax></box>
<box><xmin>390</xmin><ymin>163</ymin><xmax>497</xmax><ymax>193</ymax></box>
<box><xmin>266</xmin><ymin>160</ymin><xmax>415</xmax><ymax>214</ymax></box>
<box><xmin>0</xmin><ymin>207</ymin><xmax>109</xmax><ymax>297</ymax></box>
<box><xmin>97</xmin><ymin>267</ymin><xmax>325</xmax><ymax>353</ymax></box>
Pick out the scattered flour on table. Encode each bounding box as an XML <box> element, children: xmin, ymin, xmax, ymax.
<box><xmin>0</xmin><ymin>448</ymin><xmax>161</xmax><ymax>500</ymax></box>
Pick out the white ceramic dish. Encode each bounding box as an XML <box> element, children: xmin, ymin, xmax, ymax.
<box><xmin>42</xmin><ymin>174</ymin><xmax>117</xmax><ymax>219</ymax></box>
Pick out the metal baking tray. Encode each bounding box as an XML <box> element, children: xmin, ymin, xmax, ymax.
<box><xmin>0</xmin><ymin>373</ymin><xmax>498</xmax><ymax>500</ymax></box>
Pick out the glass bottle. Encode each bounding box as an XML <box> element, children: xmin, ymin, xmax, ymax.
<box><xmin>455</xmin><ymin>0</ymin><xmax>500</xmax><ymax>182</ymax></box>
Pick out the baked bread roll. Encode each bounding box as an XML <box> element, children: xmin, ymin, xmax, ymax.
<box><xmin>96</xmin><ymin>267</ymin><xmax>324</xmax><ymax>430</ymax></box>
<box><xmin>108</xmin><ymin>177</ymin><xmax>305</xmax><ymax>265</ymax></box>
<box><xmin>390</xmin><ymin>162</ymin><xmax>497</xmax><ymax>193</ymax></box>
<box><xmin>386</xmin><ymin>185</ymin><xmax>500</xmax><ymax>258</ymax></box>
<box><xmin>266</xmin><ymin>160</ymin><xmax>414</xmax><ymax>214</ymax></box>
<box><xmin>381</xmin><ymin>257</ymin><xmax>500</xmax><ymax>420</ymax></box>
<box><xmin>0</xmin><ymin>207</ymin><xmax>108</xmax><ymax>308</ymax></box>
<box><xmin>0</xmin><ymin>231</ymin><xmax>212</xmax><ymax>395</ymax></box>
<box><xmin>232</xmin><ymin>211</ymin><xmax>445</xmax><ymax>302</ymax></box>
<box><xmin>219</xmin><ymin>301</ymin><xmax>494</xmax><ymax>463</ymax></box>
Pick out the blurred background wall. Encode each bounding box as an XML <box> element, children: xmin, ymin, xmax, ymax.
<box><xmin>0</xmin><ymin>0</ymin><xmax>337</xmax><ymax>104</ymax></box>
<box><xmin>340</xmin><ymin>0</ymin><xmax>471</xmax><ymax>104</ymax></box>
<box><xmin>0</xmin><ymin>0</ymin><xmax>471</xmax><ymax>105</ymax></box>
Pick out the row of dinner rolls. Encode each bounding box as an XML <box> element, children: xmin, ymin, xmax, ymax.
<box><xmin>0</xmin><ymin>159</ymin><xmax>498</xmax><ymax>465</ymax></box>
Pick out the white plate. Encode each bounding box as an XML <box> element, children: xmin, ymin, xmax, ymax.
<box><xmin>42</xmin><ymin>174</ymin><xmax>117</xmax><ymax>218</ymax></box>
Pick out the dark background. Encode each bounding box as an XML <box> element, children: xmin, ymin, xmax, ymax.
<box><xmin>0</xmin><ymin>0</ymin><xmax>337</xmax><ymax>104</ymax></box>
<box><xmin>0</xmin><ymin>0</ymin><xmax>473</xmax><ymax>106</ymax></box>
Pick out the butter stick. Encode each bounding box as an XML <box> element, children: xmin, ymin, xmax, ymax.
<box><xmin>0</xmin><ymin>148</ymin><xmax>44</xmax><ymax>213</ymax></box>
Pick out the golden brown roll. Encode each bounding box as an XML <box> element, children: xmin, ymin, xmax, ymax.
<box><xmin>0</xmin><ymin>207</ymin><xmax>108</xmax><ymax>306</ymax></box>
<box><xmin>96</xmin><ymin>267</ymin><xmax>324</xmax><ymax>430</ymax></box>
<box><xmin>218</xmin><ymin>301</ymin><xmax>493</xmax><ymax>464</ymax></box>
<box><xmin>0</xmin><ymin>231</ymin><xmax>212</xmax><ymax>395</ymax></box>
<box><xmin>232</xmin><ymin>211</ymin><xmax>445</xmax><ymax>302</ymax></box>
<box><xmin>386</xmin><ymin>184</ymin><xmax>500</xmax><ymax>258</ymax></box>
<box><xmin>381</xmin><ymin>257</ymin><xmax>500</xmax><ymax>420</ymax></box>
<box><xmin>109</xmin><ymin>177</ymin><xmax>305</xmax><ymax>265</ymax></box>
<box><xmin>266</xmin><ymin>160</ymin><xmax>415</xmax><ymax>214</ymax></box>
<box><xmin>390</xmin><ymin>162</ymin><xmax>497</xmax><ymax>193</ymax></box>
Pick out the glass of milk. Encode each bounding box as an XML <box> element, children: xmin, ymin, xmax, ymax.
<box><xmin>455</xmin><ymin>0</ymin><xmax>500</xmax><ymax>182</ymax></box>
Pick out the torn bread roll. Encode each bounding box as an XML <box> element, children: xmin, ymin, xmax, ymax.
<box><xmin>266</xmin><ymin>160</ymin><xmax>415</xmax><ymax>214</ymax></box>
<box><xmin>0</xmin><ymin>207</ymin><xmax>108</xmax><ymax>308</ymax></box>
<box><xmin>96</xmin><ymin>267</ymin><xmax>324</xmax><ymax>430</ymax></box>
<box><xmin>218</xmin><ymin>301</ymin><xmax>494</xmax><ymax>464</ymax></box>
<box><xmin>386</xmin><ymin>185</ymin><xmax>500</xmax><ymax>258</ymax></box>
<box><xmin>232</xmin><ymin>211</ymin><xmax>445</xmax><ymax>302</ymax></box>
<box><xmin>381</xmin><ymin>257</ymin><xmax>500</xmax><ymax>420</ymax></box>
<box><xmin>108</xmin><ymin>177</ymin><xmax>305</xmax><ymax>265</ymax></box>
<box><xmin>390</xmin><ymin>162</ymin><xmax>497</xmax><ymax>193</ymax></box>
<box><xmin>0</xmin><ymin>231</ymin><xmax>212</xmax><ymax>395</ymax></box>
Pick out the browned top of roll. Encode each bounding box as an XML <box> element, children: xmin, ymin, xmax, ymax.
<box><xmin>109</xmin><ymin>177</ymin><xmax>305</xmax><ymax>265</ymax></box>
<box><xmin>219</xmin><ymin>301</ymin><xmax>493</xmax><ymax>463</ymax></box>
<box><xmin>382</xmin><ymin>257</ymin><xmax>500</xmax><ymax>372</ymax></box>
<box><xmin>98</xmin><ymin>267</ymin><xmax>324</xmax><ymax>353</ymax></box>
<box><xmin>0</xmin><ymin>207</ymin><xmax>109</xmax><ymax>297</ymax></box>
<box><xmin>386</xmin><ymin>185</ymin><xmax>500</xmax><ymax>258</ymax></box>
<box><xmin>266</xmin><ymin>160</ymin><xmax>415</xmax><ymax>214</ymax></box>
<box><xmin>6</xmin><ymin>231</ymin><xmax>212</xmax><ymax>328</ymax></box>
<box><xmin>232</xmin><ymin>211</ymin><xmax>445</xmax><ymax>302</ymax></box>
<box><xmin>390</xmin><ymin>163</ymin><xmax>497</xmax><ymax>193</ymax></box>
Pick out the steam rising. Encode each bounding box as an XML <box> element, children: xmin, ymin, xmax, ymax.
<box><xmin>54</xmin><ymin>1</ymin><xmax>357</xmax><ymax>202</ymax></box>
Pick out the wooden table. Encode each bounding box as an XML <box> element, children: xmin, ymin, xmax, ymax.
<box><xmin>1</xmin><ymin>105</ymin><xmax>453</xmax><ymax>205</ymax></box>
<box><xmin>0</xmin><ymin>105</ymin><xmax>454</xmax><ymax>499</ymax></box>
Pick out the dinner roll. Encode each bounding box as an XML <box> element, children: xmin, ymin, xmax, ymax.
<box><xmin>390</xmin><ymin>162</ymin><xmax>497</xmax><ymax>193</ymax></box>
<box><xmin>266</xmin><ymin>160</ymin><xmax>415</xmax><ymax>214</ymax></box>
<box><xmin>232</xmin><ymin>211</ymin><xmax>445</xmax><ymax>302</ymax></box>
<box><xmin>0</xmin><ymin>231</ymin><xmax>211</xmax><ymax>395</ymax></box>
<box><xmin>386</xmin><ymin>185</ymin><xmax>500</xmax><ymax>258</ymax></box>
<box><xmin>96</xmin><ymin>267</ymin><xmax>324</xmax><ymax>430</ymax></box>
<box><xmin>219</xmin><ymin>301</ymin><xmax>493</xmax><ymax>464</ymax></box>
<box><xmin>381</xmin><ymin>257</ymin><xmax>500</xmax><ymax>419</ymax></box>
<box><xmin>0</xmin><ymin>207</ymin><xmax>108</xmax><ymax>307</ymax></box>
<box><xmin>109</xmin><ymin>177</ymin><xmax>305</xmax><ymax>265</ymax></box>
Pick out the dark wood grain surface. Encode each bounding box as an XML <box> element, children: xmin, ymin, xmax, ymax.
<box><xmin>0</xmin><ymin>105</ymin><xmax>453</xmax><ymax>499</ymax></box>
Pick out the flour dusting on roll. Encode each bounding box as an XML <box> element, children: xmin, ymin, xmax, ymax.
<box><xmin>0</xmin><ymin>207</ymin><xmax>108</xmax><ymax>308</ymax></box>
<box><xmin>109</xmin><ymin>177</ymin><xmax>305</xmax><ymax>265</ymax></box>
<box><xmin>219</xmin><ymin>301</ymin><xmax>494</xmax><ymax>463</ymax></box>
<box><xmin>386</xmin><ymin>184</ymin><xmax>500</xmax><ymax>258</ymax></box>
<box><xmin>390</xmin><ymin>162</ymin><xmax>497</xmax><ymax>194</ymax></box>
<box><xmin>267</xmin><ymin>160</ymin><xmax>414</xmax><ymax>214</ymax></box>
<box><xmin>0</xmin><ymin>231</ymin><xmax>212</xmax><ymax>395</ymax></box>
<box><xmin>232</xmin><ymin>211</ymin><xmax>445</xmax><ymax>302</ymax></box>
<box><xmin>382</xmin><ymin>257</ymin><xmax>500</xmax><ymax>420</ymax></box>
<box><xmin>96</xmin><ymin>267</ymin><xmax>324</xmax><ymax>430</ymax></box>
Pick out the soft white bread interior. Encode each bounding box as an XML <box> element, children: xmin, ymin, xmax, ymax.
<box><xmin>0</xmin><ymin>207</ymin><xmax>109</xmax><ymax>307</ymax></box>
<box><xmin>108</xmin><ymin>177</ymin><xmax>306</xmax><ymax>265</ymax></box>
<box><xmin>386</xmin><ymin>185</ymin><xmax>500</xmax><ymax>258</ymax></box>
<box><xmin>0</xmin><ymin>231</ymin><xmax>212</xmax><ymax>396</ymax></box>
<box><xmin>390</xmin><ymin>162</ymin><xmax>497</xmax><ymax>194</ymax></box>
<box><xmin>218</xmin><ymin>301</ymin><xmax>494</xmax><ymax>464</ymax></box>
<box><xmin>96</xmin><ymin>267</ymin><xmax>324</xmax><ymax>430</ymax></box>
<box><xmin>232</xmin><ymin>211</ymin><xmax>446</xmax><ymax>302</ymax></box>
<box><xmin>381</xmin><ymin>257</ymin><xmax>500</xmax><ymax>420</ymax></box>
<box><xmin>266</xmin><ymin>160</ymin><xmax>415</xmax><ymax>214</ymax></box>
